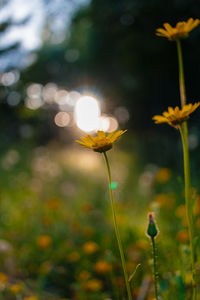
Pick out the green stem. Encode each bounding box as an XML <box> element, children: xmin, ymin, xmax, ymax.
<box><xmin>176</xmin><ymin>38</ymin><xmax>197</xmax><ymax>299</ymax></box>
<box><xmin>151</xmin><ymin>237</ymin><xmax>158</xmax><ymax>300</ymax></box>
<box><xmin>179</xmin><ymin>124</ymin><xmax>197</xmax><ymax>300</ymax></box>
<box><xmin>176</xmin><ymin>39</ymin><xmax>186</xmax><ymax>107</ymax></box>
<box><xmin>103</xmin><ymin>152</ymin><xmax>132</xmax><ymax>300</ymax></box>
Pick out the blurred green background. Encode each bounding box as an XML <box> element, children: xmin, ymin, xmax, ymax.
<box><xmin>0</xmin><ymin>0</ymin><xmax>200</xmax><ymax>299</ymax></box>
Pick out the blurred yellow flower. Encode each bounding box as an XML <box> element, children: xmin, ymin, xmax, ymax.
<box><xmin>83</xmin><ymin>241</ymin><xmax>99</xmax><ymax>254</ymax></box>
<box><xmin>0</xmin><ymin>272</ymin><xmax>8</xmax><ymax>284</ymax></box>
<box><xmin>156</xmin><ymin>168</ymin><xmax>171</xmax><ymax>183</ymax></box>
<box><xmin>36</xmin><ymin>235</ymin><xmax>52</xmax><ymax>250</ymax></box>
<box><xmin>67</xmin><ymin>251</ymin><xmax>80</xmax><ymax>262</ymax></box>
<box><xmin>154</xmin><ymin>193</ymin><xmax>175</xmax><ymax>208</ymax></box>
<box><xmin>83</xmin><ymin>279</ymin><xmax>102</xmax><ymax>291</ymax></box>
<box><xmin>185</xmin><ymin>272</ymin><xmax>193</xmax><ymax>285</ymax></box>
<box><xmin>94</xmin><ymin>261</ymin><xmax>112</xmax><ymax>273</ymax></box>
<box><xmin>156</xmin><ymin>18</ymin><xmax>200</xmax><ymax>41</ymax></box>
<box><xmin>153</xmin><ymin>103</ymin><xmax>200</xmax><ymax>128</ymax></box>
<box><xmin>175</xmin><ymin>205</ymin><xmax>186</xmax><ymax>218</ymax></box>
<box><xmin>75</xmin><ymin>130</ymin><xmax>127</xmax><ymax>153</ymax></box>
<box><xmin>45</xmin><ymin>198</ymin><xmax>62</xmax><ymax>209</ymax></box>
<box><xmin>78</xmin><ymin>270</ymin><xmax>91</xmax><ymax>281</ymax></box>
<box><xmin>176</xmin><ymin>229</ymin><xmax>189</xmax><ymax>243</ymax></box>
<box><xmin>10</xmin><ymin>284</ymin><xmax>22</xmax><ymax>294</ymax></box>
<box><xmin>24</xmin><ymin>297</ymin><xmax>38</xmax><ymax>300</ymax></box>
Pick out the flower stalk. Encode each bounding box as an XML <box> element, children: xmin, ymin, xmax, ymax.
<box><xmin>176</xmin><ymin>39</ymin><xmax>197</xmax><ymax>299</ymax></box>
<box><xmin>179</xmin><ymin>123</ymin><xmax>196</xmax><ymax>299</ymax></box>
<box><xmin>147</xmin><ymin>213</ymin><xmax>159</xmax><ymax>300</ymax></box>
<box><xmin>151</xmin><ymin>237</ymin><xmax>158</xmax><ymax>300</ymax></box>
<box><xmin>176</xmin><ymin>39</ymin><xmax>186</xmax><ymax>107</ymax></box>
<box><xmin>103</xmin><ymin>152</ymin><xmax>132</xmax><ymax>300</ymax></box>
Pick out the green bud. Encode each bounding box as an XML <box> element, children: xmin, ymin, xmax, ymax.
<box><xmin>147</xmin><ymin>213</ymin><xmax>158</xmax><ymax>238</ymax></box>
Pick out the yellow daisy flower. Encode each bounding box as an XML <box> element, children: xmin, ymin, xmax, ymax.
<box><xmin>156</xmin><ymin>18</ymin><xmax>200</xmax><ymax>41</ymax></box>
<box><xmin>152</xmin><ymin>103</ymin><xmax>200</xmax><ymax>128</ymax></box>
<box><xmin>75</xmin><ymin>130</ymin><xmax>127</xmax><ymax>153</ymax></box>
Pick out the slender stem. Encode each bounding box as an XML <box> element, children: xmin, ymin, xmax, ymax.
<box><xmin>176</xmin><ymin>39</ymin><xmax>186</xmax><ymax>107</ymax></box>
<box><xmin>103</xmin><ymin>152</ymin><xmax>132</xmax><ymax>300</ymax></box>
<box><xmin>176</xmin><ymin>38</ymin><xmax>197</xmax><ymax>299</ymax></box>
<box><xmin>179</xmin><ymin>124</ymin><xmax>197</xmax><ymax>300</ymax></box>
<box><xmin>151</xmin><ymin>237</ymin><xmax>158</xmax><ymax>300</ymax></box>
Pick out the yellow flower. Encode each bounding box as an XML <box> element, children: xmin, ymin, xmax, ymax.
<box><xmin>0</xmin><ymin>272</ymin><xmax>8</xmax><ymax>284</ymax></box>
<box><xmin>176</xmin><ymin>229</ymin><xmax>189</xmax><ymax>243</ymax></box>
<box><xmin>67</xmin><ymin>251</ymin><xmax>80</xmax><ymax>262</ymax></box>
<box><xmin>24</xmin><ymin>297</ymin><xmax>38</xmax><ymax>300</ymax></box>
<box><xmin>94</xmin><ymin>261</ymin><xmax>112</xmax><ymax>273</ymax></box>
<box><xmin>36</xmin><ymin>235</ymin><xmax>52</xmax><ymax>250</ymax></box>
<box><xmin>78</xmin><ymin>270</ymin><xmax>91</xmax><ymax>281</ymax></box>
<box><xmin>154</xmin><ymin>193</ymin><xmax>175</xmax><ymax>208</ymax></box>
<box><xmin>156</xmin><ymin>168</ymin><xmax>171</xmax><ymax>183</ymax></box>
<box><xmin>45</xmin><ymin>198</ymin><xmax>61</xmax><ymax>210</ymax></box>
<box><xmin>83</xmin><ymin>241</ymin><xmax>99</xmax><ymax>254</ymax></box>
<box><xmin>152</xmin><ymin>103</ymin><xmax>200</xmax><ymax>128</ymax></box>
<box><xmin>75</xmin><ymin>130</ymin><xmax>127</xmax><ymax>153</ymax></box>
<box><xmin>83</xmin><ymin>279</ymin><xmax>102</xmax><ymax>291</ymax></box>
<box><xmin>156</xmin><ymin>18</ymin><xmax>200</xmax><ymax>41</ymax></box>
<box><xmin>10</xmin><ymin>284</ymin><xmax>22</xmax><ymax>294</ymax></box>
<box><xmin>175</xmin><ymin>205</ymin><xmax>186</xmax><ymax>218</ymax></box>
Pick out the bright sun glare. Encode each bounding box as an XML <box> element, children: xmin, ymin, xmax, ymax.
<box><xmin>74</xmin><ymin>95</ymin><xmax>101</xmax><ymax>132</ymax></box>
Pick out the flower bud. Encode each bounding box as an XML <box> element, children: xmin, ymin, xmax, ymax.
<box><xmin>147</xmin><ymin>213</ymin><xmax>158</xmax><ymax>238</ymax></box>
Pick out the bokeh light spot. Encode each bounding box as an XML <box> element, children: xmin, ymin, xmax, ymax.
<box><xmin>74</xmin><ymin>96</ymin><xmax>101</xmax><ymax>132</ymax></box>
<box><xmin>54</xmin><ymin>112</ymin><xmax>70</xmax><ymax>127</ymax></box>
<box><xmin>109</xmin><ymin>181</ymin><xmax>118</xmax><ymax>190</ymax></box>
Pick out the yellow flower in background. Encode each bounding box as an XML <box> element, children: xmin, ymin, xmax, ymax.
<box><xmin>0</xmin><ymin>272</ymin><xmax>8</xmax><ymax>284</ymax></box>
<box><xmin>176</xmin><ymin>229</ymin><xmax>189</xmax><ymax>243</ymax></box>
<box><xmin>156</xmin><ymin>168</ymin><xmax>171</xmax><ymax>183</ymax></box>
<box><xmin>75</xmin><ymin>130</ymin><xmax>127</xmax><ymax>153</ymax></box>
<box><xmin>24</xmin><ymin>297</ymin><xmax>38</xmax><ymax>300</ymax></box>
<box><xmin>175</xmin><ymin>205</ymin><xmax>186</xmax><ymax>218</ymax></box>
<box><xmin>94</xmin><ymin>261</ymin><xmax>112</xmax><ymax>273</ymax></box>
<box><xmin>10</xmin><ymin>284</ymin><xmax>22</xmax><ymax>294</ymax></box>
<box><xmin>36</xmin><ymin>235</ymin><xmax>52</xmax><ymax>250</ymax></box>
<box><xmin>153</xmin><ymin>103</ymin><xmax>200</xmax><ymax>128</ymax></box>
<box><xmin>78</xmin><ymin>270</ymin><xmax>91</xmax><ymax>281</ymax></box>
<box><xmin>83</xmin><ymin>241</ymin><xmax>99</xmax><ymax>254</ymax></box>
<box><xmin>45</xmin><ymin>198</ymin><xmax>62</xmax><ymax>210</ymax></box>
<box><xmin>154</xmin><ymin>193</ymin><xmax>175</xmax><ymax>208</ymax></box>
<box><xmin>156</xmin><ymin>18</ymin><xmax>200</xmax><ymax>41</ymax></box>
<box><xmin>67</xmin><ymin>251</ymin><xmax>80</xmax><ymax>262</ymax></box>
<box><xmin>83</xmin><ymin>279</ymin><xmax>102</xmax><ymax>291</ymax></box>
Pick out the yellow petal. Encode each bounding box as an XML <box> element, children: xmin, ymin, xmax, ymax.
<box><xmin>163</xmin><ymin>23</ymin><xmax>173</xmax><ymax>33</ymax></box>
<box><xmin>97</xmin><ymin>131</ymin><xmax>106</xmax><ymax>138</ymax></box>
<box><xmin>75</xmin><ymin>140</ymin><xmax>90</xmax><ymax>148</ymax></box>
<box><xmin>107</xmin><ymin>131</ymin><xmax>116</xmax><ymax>139</ymax></box>
<box><xmin>110</xmin><ymin>130</ymin><xmax>127</xmax><ymax>142</ymax></box>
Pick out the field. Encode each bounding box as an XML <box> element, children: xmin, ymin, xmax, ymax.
<box><xmin>0</xmin><ymin>131</ymin><xmax>199</xmax><ymax>300</ymax></box>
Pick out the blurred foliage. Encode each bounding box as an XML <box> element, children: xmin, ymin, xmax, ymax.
<box><xmin>20</xmin><ymin>0</ymin><xmax>200</xmax><ymax>132</ymax></box>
